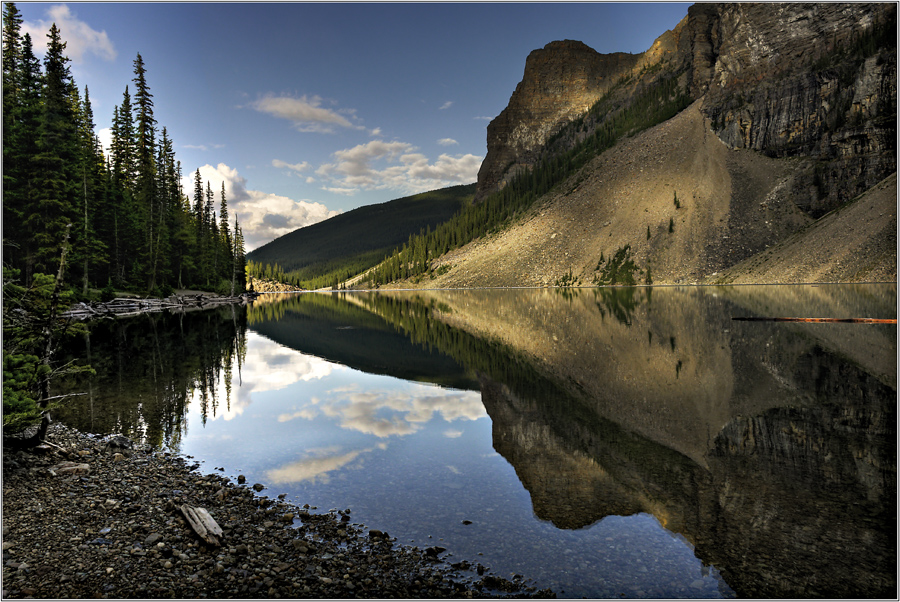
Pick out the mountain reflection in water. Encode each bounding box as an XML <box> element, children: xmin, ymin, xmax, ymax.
<box><xmin>54</xmin><ymin>284</ymin><xmax>896</xmax><ymax>599</ymax></box>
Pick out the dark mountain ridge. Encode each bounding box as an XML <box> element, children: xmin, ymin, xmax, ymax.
<box><xmin>246</xmin><ymin>183</ymin><xmax>474</xmax><ymax>285</ymax></box>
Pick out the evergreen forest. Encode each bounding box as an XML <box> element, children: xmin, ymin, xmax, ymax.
<box><xmin>2</xmin><ymin>2</ymin><xmax>247</xmax><ymax>299</ymax></box>
<box><xmin>2</xmin><ymin>2</ymin><xmax>246</xmax><ymax>433</ymax></box>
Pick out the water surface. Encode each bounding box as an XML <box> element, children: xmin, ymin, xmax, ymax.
<box><xmin>55</xmin><ymin>284</ymin><xmax>897</xmax><ymax>598</ymax></box>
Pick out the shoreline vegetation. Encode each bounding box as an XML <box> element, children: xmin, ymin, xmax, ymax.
<box><xmin>2</xmin><ymin>423</ymin><xmax>553</xmax><ymax>599</ymax></box>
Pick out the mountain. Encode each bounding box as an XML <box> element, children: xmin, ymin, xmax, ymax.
<box><xmin>247</xmin><ymin>183</ymin><xmax>474</xmax><ymax>285</ymax></box>
<box><xmin>392</xmin><ymin>3</ymin><xmax>895</xmax><ymax>288</ymax></box>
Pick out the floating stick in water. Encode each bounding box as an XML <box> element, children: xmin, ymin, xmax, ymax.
<box><xmin>732</xmin><ymin>317</ymin><xmax>897</xmax><ymax>324</ymax></box>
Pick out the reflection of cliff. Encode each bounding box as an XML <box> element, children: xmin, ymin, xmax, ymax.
<box><xmin>479</xmin><ymin>340</ymin><xmax>895</xmax><ymax>597</ymax></box>
<box><xmin>356</xmin><ymin>285</ymin><xmax>895</xmax><ymax>598</ymax></box>
<box><xmin>481</xmin><ymin>378</ymin><xmax>649</xmax><ymax>529</ymax></box>
<box><xmin>702</xmin><ymin>374</ymin><xmax>896</xmax><ymax>598</ymax></box>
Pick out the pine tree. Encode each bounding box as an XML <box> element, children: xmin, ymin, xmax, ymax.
<box><xmin>231</xmin><ymin>217</ymin><xmax>246</xmax><ymax>295</ymax></box>
<box><xmin>30</xmin><ymin>23</ymin><xmax>78</xmax><ymax>277</ymax></box>
<box><xmin>132</xmin><ymin>53</ymin><xmax>157</xmax><ymax>289</ymax></box>
<box><xmin>111</xmin><ymin>87</ymin><xmax>136</xmax><ymax>189</ymax></box>
<box><xmin>71</xmin><ymin>86</ymin><xmax>108</xmax><ymax>294</ymax></box>
<box><xmin>205</xmin><ymin>180</ymin><xmax>216</xmax><ymax>283</ymax></box>
<box><xmin>2</xmin><ymin>1</ymin><xmax>23</xmax><ymax>146</ymax></box>
<box><xmin>3</xmin><ymin>24</ymin><xmax>41</xmax><ymax>279</ymax></box>
<box><xmin>218</xmin><ymin>182</ymin><xmax>234</xmax><ymax>280</ymax></box>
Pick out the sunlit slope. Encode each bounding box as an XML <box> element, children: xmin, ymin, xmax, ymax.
<box><xmin>415</xmin><ymin>101</ymin><xmax>819</xmax><ymax>288</ymax></box>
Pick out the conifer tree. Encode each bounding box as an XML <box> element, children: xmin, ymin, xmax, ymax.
<box><xmin>71</xmin><ymin>86</ymin><xmax>108</xmax><ymax>294</ymax></box>
<box><xmin>3</xmin><ymin>28</ymin><xmax>41</xmax><ymax>278</ymax></box>
<box><xmin>111</xmin><ymin>87</ymin><xmax>136</xmax><ymax>189</ymax></box>
<box><xmin>30</xmin><ymin>23</ymin><xmax>78</xmax><ymax>277</ymax></box>
<box><xmin>132</xmin><ymin>53</ymin><xmax>157</xmax><ymax>288</ymax></box>
<box><xmin>219</xmin><ymin>182</ymin><xmax>232</xmax><ymax>278</ymax></box>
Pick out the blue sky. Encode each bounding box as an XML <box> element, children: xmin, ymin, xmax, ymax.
<box><xmin>17</xmin><ymin>2</ymin><xmax>690</xmax><ymax>250</ymax></box>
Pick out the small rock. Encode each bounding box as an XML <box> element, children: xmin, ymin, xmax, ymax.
<box><xmin>237</xmin><ymin>475</ymin><xmax>246</xmax><ymax>484</ymax></box>
<box><xmin>144</xmin><ymin>533</ymin><xmax>161</xmax><ymax>546</ymax></box>
<box><xmin>252</xmin><ymin>483</ymin><xmax>265</xmax><ymax>492</ymax></box>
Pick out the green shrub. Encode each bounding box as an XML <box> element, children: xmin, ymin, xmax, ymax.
<box><xmin>595</xmin><ymin>245</ymin><xmax>638</xmax><ymax>285</ymax></box>
<box><xmin>101</xmin><ymin>279</ymin><xmax>117</xmax><ymax>302</ymax></box>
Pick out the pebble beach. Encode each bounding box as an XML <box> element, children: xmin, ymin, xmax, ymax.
<box><xmin>2</xmin><ymin>423</ymin><xmax>552</xmax><ymax>599</ymax></box>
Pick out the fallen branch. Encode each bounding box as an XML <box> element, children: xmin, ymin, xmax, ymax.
<box><xmin>732</xmin><ymin>317</ymin><xmax>897</xmax><ymax>324</ymax></box>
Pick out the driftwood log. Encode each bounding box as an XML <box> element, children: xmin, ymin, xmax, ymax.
<box><xmin>179</xmin><ymin>504</ymin><xmax>224</xmax><ymax>546</ymax></box>
<box><xmin>63</xmin><ymin>293</ymin><xmax>259</xmax><ymax>321</ymax></box>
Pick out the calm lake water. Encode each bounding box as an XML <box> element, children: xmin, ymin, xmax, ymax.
<box><xmin>54</xmin><ymin>284</ymin><xmax>897</xmax><ymax>599</ymax></box>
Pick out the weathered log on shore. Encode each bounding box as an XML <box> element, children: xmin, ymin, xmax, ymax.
<box><xmin>63</xmin><ymin>293</ymin><xmax>260</xmax><ymax>320</ymax></box>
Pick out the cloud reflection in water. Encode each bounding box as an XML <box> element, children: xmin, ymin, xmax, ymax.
<box><xmin>266</xmin><ymin>443</ymin><xmax>388</xmax><ymax>485</ymax></box>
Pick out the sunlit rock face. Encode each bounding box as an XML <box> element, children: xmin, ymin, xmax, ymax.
<box><xmin>476</xmin><ymin>3</ymin><xmax>896</xmax><ymax>216</ymax></box>
<box><xmin>474</xmin><ymin>40</ymin><xmax>641</xmax><ymax>201</ymax></box>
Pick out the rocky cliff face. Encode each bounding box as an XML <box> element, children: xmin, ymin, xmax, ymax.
<box><xmin>476</xmin><ymin>3</ymin><xmax>896</xmax><ymax>217</ymax></box>
<box><xmin>474</xmin><ymin>41</ymin><xmax>643</xmax><ymax>201</ymax></box>
<box><xmin>696</xmin><ymin>3</ymin><xmax>897</xmax><ymax>215</ymax></box>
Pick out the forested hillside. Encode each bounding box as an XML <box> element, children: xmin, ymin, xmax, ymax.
<box><xmin>246</xmin><ymin>183</ymin><xmax>474</xmax><ymax>289</ymax></box>
<box><xmin>2</xmin><ymin>2</ymin><xmax>246</xmax><ymax>298</ymax></box>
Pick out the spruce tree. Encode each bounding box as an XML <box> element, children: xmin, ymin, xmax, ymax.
<box><xmin>219</xmin><ymin>182</ymin><xmax>232</xmax><ymax>282</ymax></box>
<box><xmin>3</xmin><ymin>29</ymin><xmax>41</xmax><ymax>278</ymax></box>
<box><xmin>132</xmin><ymin>53</ymin><xmax>157</xmax><ymax>289</ymax></box>
<box><xmin>30</xmin><ymin>23</ymin><xmax>78</xmax><ymax>277</ymax></box>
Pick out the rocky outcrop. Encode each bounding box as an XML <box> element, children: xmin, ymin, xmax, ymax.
<box><xmin>475</xmin><ymin>3</ymin><xmax>896</xmax><ymax>218</ymax></box>
<box><xmin>246</xmin><ymin>277</ymin><xmax>303</xmax><ymax>293</ymax></box>
<box><xmin>474</xmin><ymin>41</ymin><xmax>642</xmax><ymax>201</ymax></box>
<box><xmin>698</xmin><ymin>3</ymin><xmax>897</xmax><ymax>215</ymax></box>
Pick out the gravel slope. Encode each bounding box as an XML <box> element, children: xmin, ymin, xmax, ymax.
<box><xmin>715</xmin><ymin>173</ymin><xmax>897</xmax><ymax>284</ymax></box>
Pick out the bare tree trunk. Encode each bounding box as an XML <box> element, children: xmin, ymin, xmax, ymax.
<box><xmin>34</xmin><ymin>224</ymin><xmax>72</xmax><ymax>443</ymax></box>
<box><xmin>83</xmin><ymin>167</ymin><xmax>89</xmax><ymax>296</ymax></box>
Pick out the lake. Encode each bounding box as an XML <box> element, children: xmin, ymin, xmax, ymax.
<box><xmin>54</xmin><ymin>284</ymin><xmax>897</xmax><ymax>598</ymax></box>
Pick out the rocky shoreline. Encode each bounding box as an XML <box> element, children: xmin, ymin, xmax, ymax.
<box><xmin>2</xmin><ymin>423</ymin><xmax>553</xmax><ymax>599</ymax></box>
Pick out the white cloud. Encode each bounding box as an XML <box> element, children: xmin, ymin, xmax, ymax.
<box><xmin>97</xmin><ymin>127</ymin><xmax>112</xmax><ymax>157</ymax></box>
<box><xmin>272</xmin><ymin>159</ymin><xmax>310</xmax><ymax>174</ymax></box>
<box><xmin>439</xmin><ymin>101</ymin><xmax>453</xmax><ymax>110</ymax></box>
<box><xmin>180</xmin><ymin>143</ymin><xmax>226</xmax><ymax>152</ymax></box>
<box><xmin>22</xmin><ymin>5</ymin><xmax>116</xmax><ymax>63</ymax></box>
<box><xmin>181</xmin><ymin>163</ymin><xmax>340</xmax><ymax>251</ymax></box>
<box><xmin>248</xmin><ymin>94</ymin><xmax>363</xmax><ymax>133</ymax></box>
<box><xmin>316</xmin><ymin>140</ymin><xmax>482</xmax><ymax>196</ymax></box>
<box><xmin>438</xmin><ymin>138</ymin><xmax>458</xmax><ymax>146</ymax></box>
